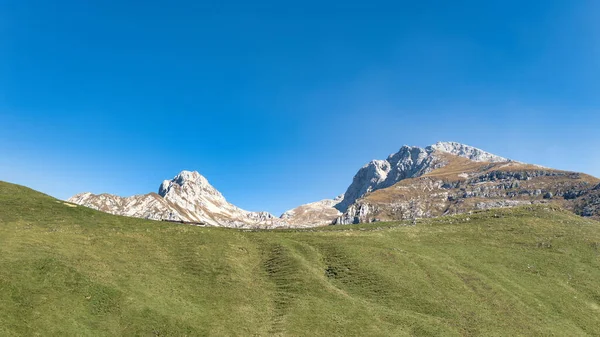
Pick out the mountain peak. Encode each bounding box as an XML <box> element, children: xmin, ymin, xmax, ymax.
<box><xmin>159</xmin><ymin>170</ymin><xmax>213</xmax><ymax>197</ymax></box>
<box><xmin>159</xmin><ymin>170</ymin><xmax>220</xmax><ymax>197</ymax></box>
<box><xmin>173</xmin><ymin>170</ymin><xmax>208</xmax><ymax>184</ymax></box>
<box><xmin>427</xmin><ymin>141</ymin><xmax>509</xmax><ymax>163</ymax></box>
<box><xmin>335</xmin><ymin>141</ymin><xmax>511</xmax><ymax>212</ymax></box>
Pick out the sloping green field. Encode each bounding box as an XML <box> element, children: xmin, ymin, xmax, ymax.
<box><xmin>1</xmin><ymin>181</ymin><xmax>600</xmax><ymax>336</ymax></box>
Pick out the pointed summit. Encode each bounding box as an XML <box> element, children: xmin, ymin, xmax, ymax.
<box><xmin>173</xmin><ymin>170</ymin><xmax>204</xmax><ymax>183</ymax></box>
<box><xmin>70</xmin><ymin>170</ymin><xmax>288</xmax><ymax>228</ymax></box>
<box><xmin>159</xmin><ymin>170</ymin><xmax>214</xmax><ymax>197</ymax></box>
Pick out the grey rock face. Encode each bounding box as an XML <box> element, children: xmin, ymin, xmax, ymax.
<box><xmin>335</xmin><ymin>142</ymin><xmax>510</xmax><ymax>212</ymax></box>
<box><xmin>335</xmin><ymin>166</ymin><xmax>600</xmax><ymax>224</ymax></box>
<box><xmin>281</xmin><ymin>141</ymin><xmax>507</xmax><ymax>225</ymax></box>
<box><xmin>574</xmin><ymin>185</ymin><xmax>600</xmax><ymax>218</ymax></box>
<box><xmin>334</xmin><ymin>160</ymin><xmax>392</xmax><ymax>212</ymax></box>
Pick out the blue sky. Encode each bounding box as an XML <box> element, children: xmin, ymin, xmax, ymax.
<box><xmin>1</xmin><ymin>0</ymin><xmax>599</xmax><ymax>215</ymax></box>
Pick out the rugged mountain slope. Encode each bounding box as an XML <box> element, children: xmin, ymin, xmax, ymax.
<box><xmin>280</xmin><ymin>196</ymin><xmax>344</xmax><ymax>227</ymax></box>
<box><xmin>336</xmin><ymin>153</ymin><xmax>600</xmax><ymax>224</ymax></box>
<box><xmin>69</xmin><ymin>141</ymin><xmax>600</xmax><ymax>227</ymax></box>
<box><xmin>68</xmin><ymin>192</ymin><xmax>181</xmax><ymax>221</ymax></box>
<box><xmin>156</xmin><ymin>171</ymin><xmax>286</xmax><ymax>227</ymax></box>
<box><xmin>279</xmin><ymin>142</ymin><xmax>514</xmax><ymax>226</ymax></box>
<box><xmin>573</xmin><ymin>183</ymin><xmax>600</xmax><ymax>219</ymax></box>
<box><xmin>3</xmin><ymin>180</ymin><xmax>600</xmax><ymax>335</ymax></box>
<box><xmin>70</xmin><ymin>171</ymin><xmax>287</xmax><ymax>228</ymax></box>
<box><xmin>335</xmin><ymin>141</ymin><xmax>510</xmax><ymax>212</ymax></box>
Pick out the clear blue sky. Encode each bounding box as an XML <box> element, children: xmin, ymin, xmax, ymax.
<box><xmin>1</xmin><ymin>0</ymin><xmax>599</xmax><ymax>215</ymax></box>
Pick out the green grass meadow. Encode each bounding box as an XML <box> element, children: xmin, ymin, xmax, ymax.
<box><xmin>1</xmin><ymin>181</ymin><xmax>600</xmax><ymax>336</ymax></box>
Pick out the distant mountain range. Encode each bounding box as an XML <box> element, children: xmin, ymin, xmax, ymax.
<box><xmin>69</xmin><ymin>142</ymin><xmax>600</xmax><ymax>228</ymax></box>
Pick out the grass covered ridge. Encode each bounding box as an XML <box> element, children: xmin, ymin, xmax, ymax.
<box><xmin>1</xmin><ymin>181</ymin><xmax>600</xmax><ymax>336</ymax></box>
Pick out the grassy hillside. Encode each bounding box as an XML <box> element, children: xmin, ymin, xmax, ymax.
<box><xmin>1</xmin><ymin>181</ymin><xmax>600</xmax><ymax>336</ymax></box>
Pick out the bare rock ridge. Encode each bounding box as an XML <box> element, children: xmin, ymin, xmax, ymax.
<box><xmin>334</xmin><ymin>141</ymin><xmax>510</xmax><ymax>212</ymax></box>
<box><xmin>68</xmin><ymin>192</ymin><xmax>180</xmax><ymax>221</ymax></box>
<box><xmin>334</xmin><ymin>159</ymin><xmax>600</xmax><ymax>224</ymax></box>
<box><xmin>428</xmin><ymin>141</ymin><xmax>509</xmax><ymax>163</ymax></box>
<box><xmin>70</xmin><ymin>170</ymin><xmax>288</xmax><ymax>228</ymax></box>
<box><xmin>69</xmin><ymin>141</ymin><xmax>600</xmax><ymax>227</ymax></box>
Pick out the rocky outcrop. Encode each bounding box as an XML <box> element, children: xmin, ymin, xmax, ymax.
<box><xmin>574</xmin><ymin>184</ymin><xmax>600</xmax><ymax>219</ymax></box>
<box><xmin>335</xmin><ymin>163</ymin><xmax>600</xmax><ymax>224</ymax></box>
<box><xmin>335</xmin><ymin>142</ymin><xmax>510</xmax><ymax>212</ymax></box>
<box><xmin>69</xmin><ymin>171</ymin><xmax>289</xmax><ymax>228</ymax></box>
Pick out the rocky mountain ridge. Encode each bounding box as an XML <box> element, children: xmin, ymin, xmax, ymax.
<box><xmin>334</xmin><ymin>141</ymin><xmax>509</xmax><ymax>212</ymax></box>
<box><xmin>70</xmin><ymin>171</ymin><xmax>288</xmax><ymax>228</ymax></box>
<box><xmin>69</xmin><ymin>142</ymin><xmax>600</xmax><ymax>227</ymax></box>
<box><xmin>335</xmin><ymin>155</ymin><xmax>600</xmax><ymax>224</ymax></box>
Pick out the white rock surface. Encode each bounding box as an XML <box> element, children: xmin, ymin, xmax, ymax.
<box><xmin>428</xmin><ymin>141</ymin><xmax>509</xmax><ymax>163</ymax></box>
<box><xmin>68</xmin><ymin>192</ymin><xmax>184</xmax><ymax>221</ymax></box>
<box><xmin>280</xmin><ymin>195</ymin><xmax>344</xmax><ymax>227</ymax></box>
<box><xmin>69</xmin><ymin>171</ymin><xmax>289</xmax><ymax>228</ymax></box>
